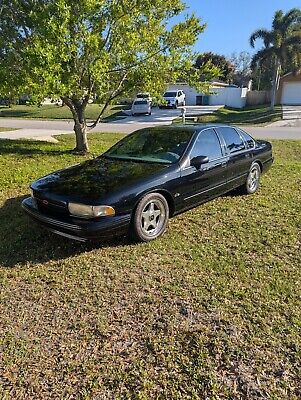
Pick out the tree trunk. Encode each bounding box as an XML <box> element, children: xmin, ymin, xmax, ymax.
<box><xmin>62</xmin><ymin>97</ymin><xmax>89</xmax><ymax>153</ymax></box>
<box><xmin>270</xmin><ymin>58</ymin><xmax>280</xmax><ymax>111</ymax></box>
<box><xmin>74</xmin><ymin>121</ymin><xmax>89</xmax><ymax>153</ymax></box>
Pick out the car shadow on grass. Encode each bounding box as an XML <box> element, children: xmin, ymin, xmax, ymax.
<box><xmin>0</xmin><ymin>195</ymin><xmax>130</xmax><ymax>268</ymax></box>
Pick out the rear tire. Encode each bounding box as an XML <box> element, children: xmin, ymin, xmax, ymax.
<box><xmin>240</xmin><ymin>162</ymin><xmax>261</xmax><ymax>194</ymax></box>
<box><xmin>130</xmin><ymin>193</ymin><xmax>169</xmax><ymax>242</ymax></box>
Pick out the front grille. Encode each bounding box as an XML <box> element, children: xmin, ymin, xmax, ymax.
<box><xmin>35</xmin><ymin>196</ymin><xmax>68</xmax><ymax>217</ymax></box>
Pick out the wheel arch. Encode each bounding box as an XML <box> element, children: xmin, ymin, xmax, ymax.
<box><xmin>132</xmin><ymin>189</ymin><xmax>175</xmax><ymax>218</ymax></box>
<box><xmin>155</xmin><ymin>189</ymin><xmax>175</xmax><ymax>217</ymax></box>
<box><xmin>252</xmin><ymin>159</ymin><xmax>263</xmax><ymax>172</ymax></box>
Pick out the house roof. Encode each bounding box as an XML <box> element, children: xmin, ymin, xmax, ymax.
<box><xmin>281</xmin><ymin>70</ymin><xmax>301</xmax><ymax>79</ymax></box>
<box><xmin>169</xmin><ymin>80</ymin><xmax>232</xmax><ymax>88</ymax></box>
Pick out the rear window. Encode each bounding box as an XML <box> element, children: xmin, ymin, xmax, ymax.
<box><xmin>164</xmin><ymin>92</ymin><xmax>177</xmax><ymax>97</ymax></box>
<box><xmin>217</xmin><ymin>127</ymin><xmax>245</xmax><ymax>154</ymax></box>
<box><xmin>134</xmin><ymin>100</ymin><xmax>148</xmax><ymax>105</ymax></box>
<box><xmin>236</xmin><ymin>128</ymin><xmax>255</xmax><ymax>149</ymax></box>
<box><xmin>136</xmin><ymin>94</ymin><xmax>149</xmax><ymax>99</ymax></box>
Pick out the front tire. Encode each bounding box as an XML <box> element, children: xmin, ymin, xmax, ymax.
<box><xmin>240</xmin><ymin>162</ymin><xmax>261</xmax><ymax>194</ymax></box>
<box><xmin>131</xmin><ymin>193</ymin><xmax>169</xmax><ymax>242</ymax></box>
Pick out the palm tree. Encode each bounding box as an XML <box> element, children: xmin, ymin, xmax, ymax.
<box><xmin>250</xmin><ymin>8</ymin><xmax>301</xmax><ymax>110</ymax></box>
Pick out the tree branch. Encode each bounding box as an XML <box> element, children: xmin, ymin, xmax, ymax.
<box><xmin>103</xmin><ymin>45</ymin><xmax>169</xmax><ymax>74</ymax></box>
<box><xmin>87</xmin><ymin>71</ymin><xmax>128</xmax><ymax>129</ymax></box>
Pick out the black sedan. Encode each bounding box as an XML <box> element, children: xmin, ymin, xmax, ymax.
<box><xmin>22</xmin><ymin>125</ymin><xmax>273</xmax><ymax>242</ymax></box>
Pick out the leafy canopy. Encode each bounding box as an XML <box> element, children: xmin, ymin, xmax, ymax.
<box><xmin>0</xmin><ymin>0</ymin><xmax>217</xmax><ymax>105</ymax></box>
<box><xmin>250</xmin><ymin>8</ymin><xmax>301</xmax><ymax>72</ymax></box>
<box><xmin>194</xmin><ymin>52</ymin><xmax>234</xmax><ymax>83</ymax></box>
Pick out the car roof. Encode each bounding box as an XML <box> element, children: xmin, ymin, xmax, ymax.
<box><xmin>143</xmin><ymin>124</ymin><xmax>239</xmax><ymax>133</ymax></box>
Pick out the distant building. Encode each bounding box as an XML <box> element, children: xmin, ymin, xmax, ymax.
<box><xmin>167</xmin><ymin>81</ymin><xmax>250</xmax><ymax>109</ymax></box>
<box><xmin>276</xmin><ymin>72</ymin><xmax>301</xmax><ymax>105</ymax></box>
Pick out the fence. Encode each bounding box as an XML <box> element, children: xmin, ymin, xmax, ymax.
<box><xmin>246</xmin><ymin>90</ymin><xmax>271</xmax><ymax>106</ymax></box>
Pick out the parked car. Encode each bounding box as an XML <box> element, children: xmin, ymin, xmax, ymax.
<box><xmin>22</xmin><ymin>125</ymin><xmax>273</xmax><ymax>242</ymax></box>
<box><xmin>160</xmin><ymin>90</ymin><xmax>186</xmax><ymax>108</ymax></box>
<box><xmin>131</xmin><ymin>99</ymin><xmax>152</xmax><ymax>116</ymax></box>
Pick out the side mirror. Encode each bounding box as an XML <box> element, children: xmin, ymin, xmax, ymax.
<box><xmin>190</xmin><ymin>155</ymin><xmax>209</xmax><ymax>169</ymax></box>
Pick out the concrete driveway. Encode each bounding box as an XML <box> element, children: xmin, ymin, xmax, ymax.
<box><xmin>282</xmin><ymin>105</ymin><xmax>301</xmax><ymax>120</ymax></box>
<box><xmin>269</xmin><ymin>106</ymin><xmax>301</xmax><ymax>128</ymax></box>
<box><xmin>121</xmin><ymin>105</ymin><xmax>221</xmax><ymax>125</ymax></box>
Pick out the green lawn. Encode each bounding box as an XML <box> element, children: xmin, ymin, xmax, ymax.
<box><xmin>195</xmin><ymin>105</ymin><xmax>282</xmax><ymax>126</ymax></box>
<box><xmin>0</xmin><ymin>104</ymin><xmax>129</xmax><ymax>121</ymax></box>
<box><xmin>0</xmin><ymin>127</ymin><xmax>16</xmax><ymax>132</ymax></box>
<box><xmin>0</xmin><ymin>134</ymin><xmax>300</xmax><ymax>399</ymax></box>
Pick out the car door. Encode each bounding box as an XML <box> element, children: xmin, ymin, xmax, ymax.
<box><xmin>215</xmin><ymin>127</ymin><xmax>252</xmax><ymax>190</ymax></box>
<box><xmin>180</xmin><ymin>128</ymin><xmax>229</xmax><ymax>208</ymax></box>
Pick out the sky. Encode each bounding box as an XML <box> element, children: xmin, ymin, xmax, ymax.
<box><xmin>176</xmin><ymin>0</ymin><xmax>301</xmax><ymax>57</ymax></box>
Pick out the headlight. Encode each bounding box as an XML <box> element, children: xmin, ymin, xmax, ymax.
<box><xmin>68</xmin><ymin>203</ymin><xmax>115</xmax><ymax>218</ymax></box>
<box><xmin>30</xmin><ymin>188</ymin><xmax>38</xmax><ymax>208</ymax></box>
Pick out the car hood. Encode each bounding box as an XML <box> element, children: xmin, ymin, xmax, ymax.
<box><xmin>31</xmin><ymin>156</ymin><xmax>169</xmax><ymax>203</ymax></box>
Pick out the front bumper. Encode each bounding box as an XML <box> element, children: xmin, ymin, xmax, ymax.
<box><xmin>160</xmin><ymin>103</ymin><xmax>176</xmax><ymax>108</ymax></box>
<box><xmin>22</xmin><ymin>197</ymin><xmax>131</xmax><ymax>242</ymax></box>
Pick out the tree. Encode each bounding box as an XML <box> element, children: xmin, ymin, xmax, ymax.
<box><xmin>250</xmin><ymin>8</ymin><xmax>301</xmax><ymax>110</ymax></box>
<box><xmin>230</xmin><ymin>51</ymin><xmax>252</xmax><ymax>87</ymax></box>
<box><xmin>0</xmin><ymin>0</ymin><xmax>217</xmax><ymax>153</ymax></box>
<box><xmin>195</xmin><ymin>52</ymin><xmax>235</xmax><ymax>83</ymax></box>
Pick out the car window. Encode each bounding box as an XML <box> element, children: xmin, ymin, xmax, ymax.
<box><xmin>217</xmin><ymin>127</ymin><xmax>245</xmax><ymax>153</ymax></box>
<box><xmin>189</xmin><ymin>129</ymin><xmax>222</xmax><ymax>161</ymax></box>
<box><xmin>134</xmin><ymin>100</ymin><xmax>148</xmax><ymax>105</ymax></box>
<box><xmin>136</xmin><ymin>93</ymin><xmax>149</xmax><ymax>99</ymax></box>
<box><xmin>236</xmin><ymin>128</ymin><xmax>255</xmax><ymax>149</ymax></box>
<box><xmin>164</xmin><ymin>92</ymin><xmax>177</xmax><ymax>97</ymax></box>
<box><xmin>105</xmin><ymin>127</ymin><xmax>194</xmax><ymax>164</ymax></box>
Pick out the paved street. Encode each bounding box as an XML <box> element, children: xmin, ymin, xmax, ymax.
<box><xmin>0</xmin><ymin>105</ymin><xmax>300</xmax><ymax>141</ymax></box>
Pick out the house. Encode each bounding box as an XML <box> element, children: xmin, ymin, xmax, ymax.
<box><xmin>167</xmin><ymin>81</ymin><xmax>250</xmax><ymax>109</ymax></box>
<box><xmin>276</xmin><ymin>72</ymin><xmax>301</xmax><ymax>105</ymax></box>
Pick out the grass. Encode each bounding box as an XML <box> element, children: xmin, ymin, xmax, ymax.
<box><xmin>0</xmin><ymin>127</ymin><xmax>16</xmax><ymax>132</ymax></box>
<box><xmin>0</xmin><ymin>134</ymin><xmax>300</xmax><ymax>399</ymax></box>
<box><xmin>194</xmin><ymin>105</ymin><xmax>283</xmax><ymax>126</ymax></box>
<box><xmin>0</xmin><ymin>104</ymin><xmax>129</xmax><ymax>121</ymax></box>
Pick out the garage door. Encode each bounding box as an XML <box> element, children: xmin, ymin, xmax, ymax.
<box><xmin>281</xmin><ymin>82</ymin><xmax>301</xmax><ymax>105</ymax></box>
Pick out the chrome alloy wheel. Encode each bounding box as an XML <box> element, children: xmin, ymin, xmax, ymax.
<box><xmin>141</xmin><ymin>200</ymin><xmax>166</xmax><ymax>237</ymax></box>
<box><xmin>247</xmin><ymin>164</ymin><xmax>260</xmax><ymax>192</ymax></box>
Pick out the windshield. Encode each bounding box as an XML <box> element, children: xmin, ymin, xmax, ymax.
<box><xmin>105</xmin><ymin>128</ymin><xmax>193</xmax><ymax>164</ymax></box>
<box><xmin>133</xmin><ymin>100</ymin><xmax>148</xmax><ymax>105</ymax></box>
<box><xmin>164</xmin><ymin>92</ymin><xmax>177</xmax><ymax>97</ymax></box>
<box><xmin>136</xmin><ymin>93</ymin><xmax>149</xmax><ymax>98</ymax></box>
